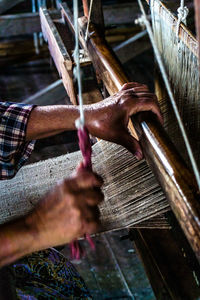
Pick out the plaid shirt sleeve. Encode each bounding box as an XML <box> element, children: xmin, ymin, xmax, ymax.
<box><xmin>0</xmin><ymin>102</ymin><xmax>37</xmax><ymax>180</ymax></box>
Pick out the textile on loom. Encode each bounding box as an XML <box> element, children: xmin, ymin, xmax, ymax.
<box><xmin>0</xmin><ymin>140</ymin><xmax>169</xmax><ymax>232</ymax></box>
<box><xmin>150</xmin><ymin>0</ymin><xmax>200</xmax><ymax>168</ymax></box>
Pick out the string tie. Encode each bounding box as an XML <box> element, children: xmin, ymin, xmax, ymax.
<box><xmin>176</xmin><ymin>3</ymin><xmax>189</xmax><ymax>37</ymax></box>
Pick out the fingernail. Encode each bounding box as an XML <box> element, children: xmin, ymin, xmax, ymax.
<box><xmin>135</xmin><ymin>151</ymin><xmax>143</xmax><ymax>160</ymax></box>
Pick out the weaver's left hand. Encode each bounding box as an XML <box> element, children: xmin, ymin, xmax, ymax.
<box><xmin>85</xmin><ymin>82</ymin><xmax>163</xmax><ymax>160</ymax></box>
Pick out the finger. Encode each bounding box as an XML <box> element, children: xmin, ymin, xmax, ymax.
<box><xmin>120</xmin><ymin>82</ymin><xmax>148</xmax><ymax>91</ymax></box>
<box><xmin>135</xmin><ymin>97</ymin><xmax>163</xmax><ymax>125</ymax></box>
<box><xmin>81</xmin><ymin>205</ymin><xmax>100</xmax><ymax>222</ymax></box>
<box><xmin>69</xmin><ymin>169</ymin><xmax>103</xmax><ymax>190</ymax></box>
<box><xmin>81</xmin><ymin>187</ymin><xmax>104</xmax><ymax>206</ymax></box>
<box><xmin>120</xmin><ymin>131</ymin><xmax>143</xmax><ymax>160</ymax></box>
<box><xmin>83</xmin><ymin>220</ymin><xmax>101</xmax><ymax>235</ymax></box>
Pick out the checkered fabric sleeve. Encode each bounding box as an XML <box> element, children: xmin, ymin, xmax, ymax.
<box><xmin>0</xmin><ymin>102</ymin><xmax>37</xmax><ymax>180</ymax></box>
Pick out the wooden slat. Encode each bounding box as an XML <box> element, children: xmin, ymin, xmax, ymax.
<box><xmin>60</xmin><ymin>4</ymin><xmax>200</xmax><ymax>263</ymax></box>
<box><xmin>131</xmin><ymin>227</ymin><xmax>200</xmax><ymax>299</ymax></box>
<box><xmin>40</xmin><ymin>7</ymin><xmax>77</xmax><ymax>105</ymax></box>
<box><xmin>82</xmin><ymin>0</ymin><xmax>104</xmax><ymax>33</ymax></box>
<box><xmin>0</xmin><ymin>10</ymin><xmax>60</xmax><ymax>38</ymax></box>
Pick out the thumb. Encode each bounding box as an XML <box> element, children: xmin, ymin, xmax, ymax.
<box><xmin>120</xmin><ymin>131</ymin><xmax>143</xmax><ymax>160</ymax></box>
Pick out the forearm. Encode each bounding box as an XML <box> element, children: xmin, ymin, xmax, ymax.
<box><xmin>0</xmin><ymin>217</ymin><xmax>39</xmax><ymax>267</ymax></box>
<box><xmin>26</xmin><ymin>105</ymin><xmax>81</xmax><ymax>140</ymax></box>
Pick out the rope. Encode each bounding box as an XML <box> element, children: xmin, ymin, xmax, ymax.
<box><xmin>136</xmin><ymin>0</ymin><xmax>200</xmax><ymax>190</ymax></box>
<box><xmin>32</xmin><ymin>0</ymin><xmax>39</xmax><ymax>54</ymax></box>
<box><xmin>176</xmin><ymin>0</ymin><xmax>189</xmax><ymax>37</ymax></box>
<box><xmin>73</xmin><ymin>0</ymin><xmax>85</xmax><ymax>129</ymax></box>
<box><xmin>70</xmin><ymin>0</ymin><xmax>94</xmax><ymax>260</ymax></box>
<box><xmin>85</xmin><ymin>0</ymin><xmax>94</xmax><ymax>41</ymax></box>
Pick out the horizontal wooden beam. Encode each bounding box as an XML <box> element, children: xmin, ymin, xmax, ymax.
<box><xmin>0</xmin><ymin>10</ymin><xmax>60</xmax><ymax>38</ymax></box>
<box><xmin>60</xmin><ymin>3</ymin><xmax>200</xmax><ymax>263</ymax></box>
<box><xmin>0</xmin><ymin>0</ymin><xmax>23</xmax><ymax>15</ymax></box>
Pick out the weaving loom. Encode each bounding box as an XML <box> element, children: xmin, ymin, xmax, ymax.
<box><xmin>1</xmin><ymin>0</ymin><xmax>200</xmax><ymax>296</ymax></box>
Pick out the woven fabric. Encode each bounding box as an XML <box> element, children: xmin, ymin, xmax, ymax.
<box><xmin>0</xmin><ymin>140</ymin><xmax>169</xmax><ymax>230</ymax></box>
<box><xmin>0</xmin><ymin>102</ymin><xmax>36</xmax><ymax>180</ymax></box>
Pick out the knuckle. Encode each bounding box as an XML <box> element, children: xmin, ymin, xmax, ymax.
<box><xmin>71</xmin><ymin>207</ymin><xmax>81</xmax><ymax>219</ymax></box>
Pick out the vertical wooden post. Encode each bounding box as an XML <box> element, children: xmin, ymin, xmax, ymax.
<box><xmin>82</xmin><ymin>0</ymin><xmax>105</xmax><ymax>33</ymax></box>
<box><xmin>82</xmin><ymin>0</ymin><xmax>89</xmax><ymax>18</ymax></box>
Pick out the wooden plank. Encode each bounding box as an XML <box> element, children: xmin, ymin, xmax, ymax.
<box><xmin>60</xmin><ymin>4</ymin><xmax>200</xmax><ymax>262</ymax></box>
<box><xmin>40</xmin><ymin>7</ymin><xmax>77</xmax><ymax>105</ymax></box>
<box><xmin>0</xmin><ymin>10</ymin><xmax>60</xmax><ymax>38</ymax></box>
<box><xmin>131</xmin><ymin>226</ymin><xmax>200</xmax><ymax>300</ymax></box>
<box><xmin>0</xmin><ymin>39</ymin><xmax>49</xmax><ymax>66</ymax></box>
<box><xmin>82</xmin><ymin>0</ymin><xmax>104</xmax><ymax>33</ymax></box>
<box><xmin>0</xmin><ymin>0</ymin><xmax>23</xmax><ymax>14</ymax></box>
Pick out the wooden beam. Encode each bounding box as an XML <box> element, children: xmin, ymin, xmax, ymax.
<box><xmin>60</xmin><ymin>4</ymin><xmax>200</xmax><ymax>262</ymax></box>
<box><xmin>0</xmin><ymin>0</ymin><xmax>23</xmax><ymax>15</ymax></box>
<box><xmin>0</xmin><ymin>10</ymin><xmax>60</xmax><ymax>38</ymax></box>
<box><xmin>82</xmin><ymin>0</ymin><xmax>104</xmax><ymax>33</ymax></box>
<box><xmin>131</xmin><ymin>226</ymin><xmax>200</xmax><ymax>299</ymax></box>
<box><xmin>40</xmin><ymin>7</ymin><xmax>77</xmax><ymax>105</ymax></box>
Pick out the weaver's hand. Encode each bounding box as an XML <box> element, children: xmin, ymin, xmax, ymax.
<box><xmin>29</xmin><ymin>168</ymin><xmax>103</xmax><ymax>248</ymax></box>
<box><xmin>0</xmin><ymin>169</ymin><xmax>103</xmax><ymax>267</ymax></box>
<box><xmin>85</xmin><ymin>82</ymin><xmax>163</xmax><ymax>160</ymax></box>
<box><xmin>27</xmin><ymin>82</ymin><xmax>162</xmax><ymax>160</ymax></box>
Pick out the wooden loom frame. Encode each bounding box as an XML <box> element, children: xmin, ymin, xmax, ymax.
<box><xmin>39</xmin><ymin>0</ymin><xmax>200</xmax><ymax>265</ymax></box>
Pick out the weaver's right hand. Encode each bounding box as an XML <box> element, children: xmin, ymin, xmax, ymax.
<box><xmin>27</xmin><ymin>168</ymin><xmax>104</xmax><ymax>249</ymax></box>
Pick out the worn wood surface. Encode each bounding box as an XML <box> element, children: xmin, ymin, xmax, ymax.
<box><xmin>82</xmin><ymin>0</ymin><xmax>104</xmax><ymax>34</ymax></box>
<box><xmin>59</xmin><ymin>4</ymin><xmax>200</xmax><ymax>262</ymax></box>
<box><xmin>0</xmin><ymin>39</ymin><xmax>48</xmax><ymax>66</ymax></box>
<box><xmin>40</xmin><ymin>8</ymin><xmax>77</xmax><ymax>105</ymax></box>
<box><xmin>0</xmin><ymin>10</ymin><xmax>60</xmax><ymax>38</ymax></box>
<box><xmin>131</xmin><ymin>226</ymin><xmax>200</xmax><ymax>300</ymax></box>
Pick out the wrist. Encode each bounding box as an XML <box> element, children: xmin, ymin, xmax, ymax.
<box><xmin>0</xmin><ymin>216</ymin><xmax>40</xmax><ymax>267</ymax></box>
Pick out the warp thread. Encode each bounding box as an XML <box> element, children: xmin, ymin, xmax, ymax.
<box><xmin>69</xmin><ymin>126</ymin><xmax>95</xmax><ymax>260</ymax></box>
